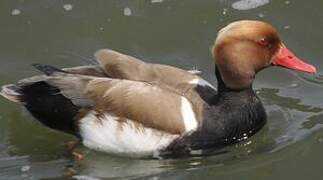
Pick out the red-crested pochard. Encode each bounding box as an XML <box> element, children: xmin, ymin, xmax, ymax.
<box><xmin>0</xmin><ymin>20</ymin><xmax>317</xmax><ymax>158</ymax></box>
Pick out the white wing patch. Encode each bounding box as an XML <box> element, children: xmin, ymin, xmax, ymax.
<box><xmin>181</xmin><ymin>97</ymin><xmax>198</xmax><ymax>132</ymax></box>
<box><xmin>79</xmin><ymin>111</ymin><xmax>178</xmax><ymax>157</ymax></box>
<box><xmin>189</xmin><ymin>78</ymin><xmax>216</xmax><ymax>89</ymax></box>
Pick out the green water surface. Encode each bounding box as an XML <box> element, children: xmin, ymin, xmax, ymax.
<box><xmin>0</xmin><ymin>0</ymin><xmax>323</xmax><ymax>179</ymax></box>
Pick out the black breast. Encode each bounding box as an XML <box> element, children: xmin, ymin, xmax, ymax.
<box><xmin>163</xmin><ymin>88</ymin><xmax>267</xmax><ymax>158</ymax></box>
<box><xmin>162</xmin><ymin>67</ymin><xmax>267</xmax><ymax>157</ymax></box>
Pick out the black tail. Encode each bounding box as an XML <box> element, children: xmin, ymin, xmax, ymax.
<box><xmin>1</xmin><ymin>64</ymin><xmax>81</xmax><ymax>136</ymax></box>
<box><xmin>21</xmin><ymin>81</ymin><xmax>81</xmax><ymax>135</ymax></box>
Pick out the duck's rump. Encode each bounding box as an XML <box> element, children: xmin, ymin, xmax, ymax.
<box><xmin>2</xmin><ymin>81</ymin><xmax>81</xmax><ymax>135</ymax></box>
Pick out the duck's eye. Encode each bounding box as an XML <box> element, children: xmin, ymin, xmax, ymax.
<box><xmin>258</xmin><ymin>38</ymin><xmax>273</xmax><ymax>49</ymax></box>
<box><xmin>259</xmin><ymin>38</ymin><xmax>268</xmax><ymax>46</ymax></box>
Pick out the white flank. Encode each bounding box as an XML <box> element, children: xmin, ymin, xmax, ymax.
<box><xmin>79</xmin><ymin>112</ymin><xmax>178</xmax><ymax>157</ymax></box>
<box><xmin>189</xmin><ymin>78</ymin><xmax>216</xmax><ymax>89</ymax></box>
<box><xmin>181</xmin><ymin>97</ymin><xmax>198</xmax><ymax>132</ymax></box>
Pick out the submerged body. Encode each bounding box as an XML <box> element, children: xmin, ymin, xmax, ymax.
<box><xmin>0</xmin><ymin>20</ymin><xmax>316</xmax><ymax>158</ymax></box>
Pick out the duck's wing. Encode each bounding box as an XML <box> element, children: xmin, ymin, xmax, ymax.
<box><xmin>94</xmin><ymin>49</ymin><xmax>214</xmax><ymax>95</ymax></box>
<box><xmin>63</xmin><ymin>65</ymin><xmax>107</xmax><ymax>77</ymax></box>
<box><xmin>29</xmin><ymin>67</ymin><xmax>200</xmax><ymax>135</ymax></box>
<box><xmin>94</xmin><ymin>49</ymin><xmax>217</xmax><ymax>122</ymax></box>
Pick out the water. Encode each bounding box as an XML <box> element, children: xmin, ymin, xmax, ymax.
<box><xmin>0</xmin><ymin>0</ymin><xmax>323</xmax><ymax>179</ymax></box>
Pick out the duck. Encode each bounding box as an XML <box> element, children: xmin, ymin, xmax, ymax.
<box><xmin>0</xmin><ymin>20</ymin><xmax>317</xmax><ymax>158</ymax></box>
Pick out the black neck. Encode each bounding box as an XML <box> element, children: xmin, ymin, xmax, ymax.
<box><xmin>215</xmin><ymin>66</ymin><xmax>227</xmax><ymax>93</ymax></box>
<box><xmin>215</xmin><ymin>65</ymin><xmax>252</xmax><ymax>94</ymax></box>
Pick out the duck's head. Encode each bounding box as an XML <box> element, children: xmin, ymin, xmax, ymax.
<box><xmin>212</xmin><ymin>20</ymin><xmax>317</xmax><ymax>90</ymax></box>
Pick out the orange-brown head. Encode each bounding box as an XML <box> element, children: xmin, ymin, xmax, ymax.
<box><xmin>212</xmin><ymin>20</ymin><xmax>316</xmax><ymax>90</ymax></box>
